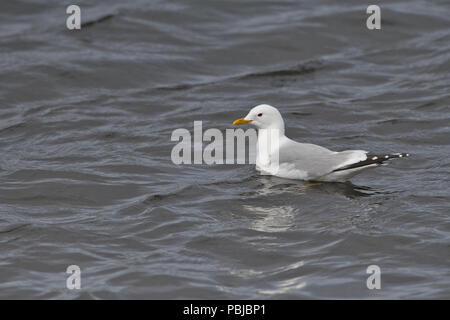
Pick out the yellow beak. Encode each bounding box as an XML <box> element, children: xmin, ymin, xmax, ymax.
<box><xmin>233</xmin><ymin>118</ymin><xmax>252</xmax><ymax>125</ymax></box>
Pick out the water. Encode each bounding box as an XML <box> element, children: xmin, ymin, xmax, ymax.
<box><xmin>0</xmin><ymin>0</ymin><xmax>449</xmax><ymax>299</ymax></box>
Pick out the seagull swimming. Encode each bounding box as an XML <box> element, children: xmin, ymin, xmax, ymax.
<box><xmin>233</xmin><ymin>104</ymin><xmax>409</xmax><ymax>182</ymax></box>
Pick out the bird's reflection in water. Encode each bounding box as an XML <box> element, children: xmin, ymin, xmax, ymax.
<box><xmin>253</xmin><ymin>175</ymin><xmax>376</xmax><ymax>199</ymax></box>
<box><xmin>244</xmin><ymin>204</ymin><xmax>296</xmax><ymax>233</ymax></box>
<box><xmin>242</xmin><ymin>176</ymin><xmax>376</xmax><ymax>232</ymax></box>
<box><xmin>308</xmin><ymin>181</ymin><xmax>376</xmax><ymax>199</ymax></box>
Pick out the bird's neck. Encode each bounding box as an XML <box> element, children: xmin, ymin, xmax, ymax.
<box><xmin>256</xmin><ymin>128</ymin><xmax>285</xmax><ymax>165</ymax></box>
<box><xmin>257</xmin><ymin>124</ymin><xmax>285</xmax><ymax>137</ymax></box>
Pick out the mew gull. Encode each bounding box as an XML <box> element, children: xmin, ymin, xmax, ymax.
<box><xmin>233</xmin><ymin>104</ymin><xmax>409</xmax><ymax>182</ymax></box>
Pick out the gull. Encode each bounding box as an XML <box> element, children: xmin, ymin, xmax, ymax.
<box><xmin>233</xmin><ymin>104</ymin><xmax>409</xmax><ymax>182</ymax></box>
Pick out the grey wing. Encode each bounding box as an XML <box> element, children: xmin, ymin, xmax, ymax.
<box><xmin>278</xmin><ymin>140</ymin><xmax>368</xmax><ymax>177</ymax></box>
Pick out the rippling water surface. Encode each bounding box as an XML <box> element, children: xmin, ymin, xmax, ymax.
<box><xmin>0</xmin><ymin>0</ymin><xmax>449</xmax><ymax>299</ymax></box>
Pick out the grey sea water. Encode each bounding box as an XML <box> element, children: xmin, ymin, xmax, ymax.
<box><xmin>0</xmin><ymin>0</ymin><xmax>449</xmax><ymax>299</ymax></box>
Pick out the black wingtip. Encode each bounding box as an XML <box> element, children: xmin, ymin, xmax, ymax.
<box><xmin>373</xmin><ymin>153</ymin><xmax>410</xmax><ymax>160</ymax></box>
<box><xmin>333</xmin><ymin>152</ymin><xmax>410</xmax><ymax>172</ymax></box>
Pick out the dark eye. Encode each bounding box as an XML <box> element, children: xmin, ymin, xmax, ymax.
<box><xmin>257</xmin><ymin>113</ymin><xmax>263</xmax><ymax>117</ymax></box>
